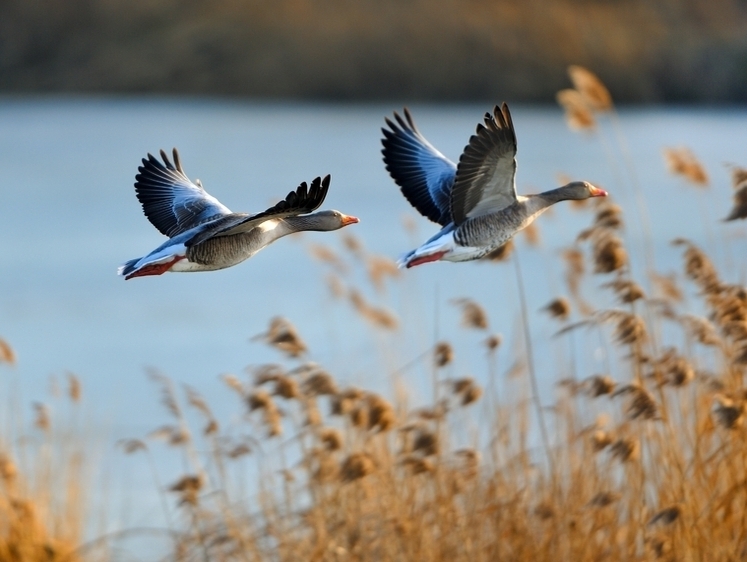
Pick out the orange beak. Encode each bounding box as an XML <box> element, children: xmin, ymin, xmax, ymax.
<box><xmin>341</xmin><ymin>214</ymin><xmax>360</xmax><ymax>226</ymax></box>
<box><xmin>590</xmin><ymin>185</ymin><xmax>608</xmax><ymax>197</ymax></box>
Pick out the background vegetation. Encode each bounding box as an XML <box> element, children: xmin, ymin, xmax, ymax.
<box><xmin>2</xmin><ymin>0</ymin><xmax>747</xmax><ymax>102</ymax></box>
<box><xmin>2</xmin><ymin>71</ymin><xmax>747</xmax><ymax>559</ymax></box>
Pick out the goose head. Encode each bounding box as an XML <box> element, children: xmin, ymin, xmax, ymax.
<box><xmin>560</xmin><ymin>181</ymin><xmax>608</xmax><ymax>200</ymax></box>
<box><xmin>298</xmin><ymin>210</ymin><xmax>360</xmax><ymax>232</ymax></box>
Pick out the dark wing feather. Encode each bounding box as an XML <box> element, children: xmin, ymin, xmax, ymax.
<box><xmin>134</xmin><ymin>148</ymin><xmax>232</xmax><ymax>238</ymax></box>
<box><xmin>381</xmin><ymin>109</ymin><xmax>456</xmax><ymax>226</ymax></box>
<box><xmin>450</xmin><ymin>103</ymin><xmax>518</xmax><ymax>225</ymax></box>
<box><xmin>186</xmin><ymin>175</ymin><xmax>331</xmax><ymax>246</ymax></box>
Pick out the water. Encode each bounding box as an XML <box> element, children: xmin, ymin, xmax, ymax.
<box><xmin>1</xmin><ymin>97</ymin><xmax>746</xmax><ymax>540</ymax></box>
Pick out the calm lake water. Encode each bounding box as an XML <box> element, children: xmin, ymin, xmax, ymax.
<box><xmin>1</xmin><ymin>98</ymin><xmax>746</xmax><ymax>542</ymax></box>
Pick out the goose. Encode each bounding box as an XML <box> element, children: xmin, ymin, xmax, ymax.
<box><xmin>118</xmin><ymin>149</ymin><xmax>359</xmax><ymax>280</ymax></box>
<box><xmin>381</xmin><ymin>103</ymin><xmax>607</xmax><ymax>268</ymax></box>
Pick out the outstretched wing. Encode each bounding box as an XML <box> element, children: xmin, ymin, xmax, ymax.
<box><xmin>381</xmin><ymin>109</ymin><xmax>456</xmax><ymax>226</ymax></box>
<box><xmin>450</xmin><ymin>103</ymin><xmax>518</xmax><ymax>225</ymax></box>
<box><xmin>185</xmin><ymin>175</ymin><xmax>331</xmax><ymax>246</ymax></box>
<box><xmin>134</xmin><ymin>148</ymin><xmax>232</xmax><ymax>238</ymax></box>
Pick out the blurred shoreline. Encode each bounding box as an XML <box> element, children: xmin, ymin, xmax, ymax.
<box><xmin>2</xmin><ymin>0</ymin><xmax>747</xmax><ymax>103</ymax></box>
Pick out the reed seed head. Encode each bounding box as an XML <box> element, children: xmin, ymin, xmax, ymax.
<box><xmin>67</xmin><ymin>373</ymin><xmax>81</xmax><ymax>402</ymax></box>
<box><xmin>303</xmin><ymin>370</ymin><xmax>338</xmax><ymax>396</ymax></box>
<box><xmin>594</xmin><ymin>204</ymin><xmax>623</xmax><ymax>230</ymax></box>
<box><xmin>556</xmin><ymin>89</ymin><xmax>596</xmax><ymax>131</ymax></box>
<box><xmin>349</xmin><ymin>290</ymin><xmax>399</xmax><ymax>330</ymax></box>
<box><xmin>204</xmin><ymin>419</ymin><xmax>219</xmax><ymax>435</ymax></box>
<box><xmin>273</xmin><ymin>375</ymin><xmax>301</xmax><ymax>399</ymax></box>
<box><xmin>724</xmin><ymin>184</ymin><xmax>747</xmax><ymax>221</ymax></box>
<box><xmin>485</xmin><ymin>334</ymin><xmax>502</xmax><ymax>351</ymax></box>
<box><xmin>568</xmin><ymin>65</ymin><xmax>613</xmax><ymax>112</ymax></box>
<box><xmin>648</xmin><ymin>505</ymin><xmax>682</xmax><ymax>527</ymax></box>
<box><xmin>434</xmin><ymin>342</ymin><xmax>454</xmax><ymax>367</ymax></box>
<box><xmin>404</xmin><ymin>456</ymin><xmax>435</xmax><ymax>475</ymax></box>
<box><xmin>342</xmin><ymin>233</ymin><xmax>363</xmax><ymax>254</ymax></box>
<box><xmin>413</xmin><ymin>430</ymin><xmax>439</xmax><ymax>457</ymax></box>
<box><xmin>254</xmin><ymin>317</ymin><xmax>308</xmax><ymax>358</ymax></box>
<box><xmin>307</xmin><ymin>243</ymin><xmax>346</xmax><ymax>272</ymax></box>
<box><xmin>319</xmin><ymin>428</ymin><xmax>343</xmax><ymax>451</ymax></box>
<box><xmin>593</xmin><ymin>235</ymin><xmax>627</xmax><ymax>274</ymax></box>
<box><xmin>169</xmin><ymin>474</ymin><xmax>203</xmax><ymax>505</ymax></box>
<box><xmin>588</xmin><ymin>491</ymin><xmax>620</xmax><ymax>508</ymax></box>
<box><xmin>713</xmin><ymin>395</ymin><xmax>745</xmax><ymax>429</ymax></box>
<box><xmin>226</xmin><ymin>443</ymin><xmax>252</xmax><ymax>458</ymax></box>
<box><xmin>0</xmin><ymin>339</ymin><xmax>15</xmax><ymax>365</ymax></box>
<box><xmin>184</xmin><ymin>385</ymin><xmax>212</xmax><ymax>418</ymax></box>
<box><xmin>367</xmin><ymin>394</ymin><xmax>396</xmax><ymax>432</ymax></box>
<box><xmin>651</xmin><ymin>272</ymin><xmax>683</xmax><ymax>302</ymax></box>
<box><xmin>625</xmin><ymin>387</ymin><xmax>659</xmax><ymax>420</ymax></box>
<box><xmin>587</xmin><ymin>375</ymin><xmax>616</xmax><ymax>397</ymax></box>
<box><xmin>366</xmin><ymin>255</ymin><xmax>400</xmax><ymax>292</ymax></box>
<box><xmin>0</xmin><ymin>453</ymin><xmax>17</xmax><ymax>483</ymax></box>
<box><xmin>604</xmin><ymin>278</ymin><xmax>645</xmax><ymax>303</ymax></box>
<box><xmin>610</xmin><ymin>438</ymin><xmax>639</xmax><ymax>463</ymax></box>
<box><xmin>340</xmin><ymin>452</ymin><xmax>375</xmax><ymax>482</ymax></box>
<box><xmin>452</xmin><ymin>298</ymin><xmax>489</xmax><ymax>330</ymax></box>
<box><xmin>248</xmin><ymin>390</ymin><xmax>272</xmax><ymax>411</ymax></box>
<box><xmin>613</xmin><ymin>313</ymin><xmax>647</xmax><ymax>345</ymax></box>
<box><xmin>221</xmin><ymin>373</ymin><xmax>244</xmax><ymax>395</ymax></box>
<box><xmin>543</xmin><ymin>297</ymin><xmax>571</xmax><ymax>321</ymax></box>
<box><xmin>591</xmin><ymin>430</ymin><xmax>614</xmax><ymax>451</ymax></box>
<box><xmin>663</xmin><ymin>147</ymin><xmax>709</xmax><ymax>187</ymax></box>
<box><xmin>675</xmin><ymin>240</ymin><xmax>719</xmax><ymax>291</ymax></box>
<box><xmin>461</xmin><ymin>385</ymin><xmax>482</xmax><ymax>406</ymax></box>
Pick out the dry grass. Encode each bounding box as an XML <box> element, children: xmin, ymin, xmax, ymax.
<box><xmin>109</xmin><ymin>205</ymin><xmax>747</xmax><ymax>560</ymax></box>
<box><xmin>5</xmin><ymin>73</ymin><xmax>747</xmax><ymax>560</ymax></box>
<box><xmin>0</xmin><ymin>365</ymin><xmax>94</xmax><ymax>561</ymax></box>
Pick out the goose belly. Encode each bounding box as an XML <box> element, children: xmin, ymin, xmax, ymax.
<box><xmin>455</xmin><ymin>207</ymin><xmax>544</xmax><ymax>254</ymax></box>
<box><xmin>186</xmin><ymin>231</ymin><xmax>267</xmax><ymax>270</ymax></box>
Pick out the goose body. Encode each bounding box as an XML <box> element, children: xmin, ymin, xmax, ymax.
<box><xmin>119</xmin><ymin>149</ymin><xmax>358</xmax><ymax>280</ymax></box>
<box><xmin>382</xmin><ymin>103</ymin><xmax>607</xmax><ymax>268</ymax></box>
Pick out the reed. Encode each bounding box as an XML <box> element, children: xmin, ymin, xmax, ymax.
<box><xmin>4</xmin><ymin>76</ymin><xmax>747</xmax><ymax>560</ymax></box>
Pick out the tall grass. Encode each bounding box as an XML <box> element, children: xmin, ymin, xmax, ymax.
<box><xmin>3</xmin><ymin>70</ymin><xmax>747</xmax><ymax>560</ymax></box>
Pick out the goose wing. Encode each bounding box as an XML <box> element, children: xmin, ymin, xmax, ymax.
<box><xmin>185</xmin><ymin>175</ymin><xmax>331</xmax><ymax>247</ymax></box>
<box><xmin>450</xmin><ymin>103</ymin><xmax>518</xmax><ymax>225</ymax></box>
<box><xmin>134</xmin><ymin>148</ymin><xmax>232</xmax><ymax>238</ymax></box>
<box><xmin>382</xmin><ymin>109</ymin><xmax>456</xmax><ymax>226</ymax></box>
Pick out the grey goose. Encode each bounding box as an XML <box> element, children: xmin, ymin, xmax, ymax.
<box><xmin>119</xmin><ymin>149</ymin><xmax>358</xmax><ymax>280</ymax></box>
<box><xmin>381</xmin><ymin>103</ymin><xmax>607</xmax><ymax>268</ymax></box>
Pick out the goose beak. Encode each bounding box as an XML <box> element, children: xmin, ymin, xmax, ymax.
<box><xmin>589</xmin><ymin>185</ymin><xmax>608</xmax><ymax>197</ymax></box>
<box><xmin>341</xmin><ymin>214</ymin><xmax>360</xmax><ymax>226</ymax></box>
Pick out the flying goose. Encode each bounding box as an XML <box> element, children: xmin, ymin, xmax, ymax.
<box><xmin>119</xmin><ymin>149</ymin><xmax>358</xmax><ymax>280</ymax></box>
<box><xmin>381</xmin><ymin>103</ymin><xmax>607</xmax><ymax>268</ymax></box>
